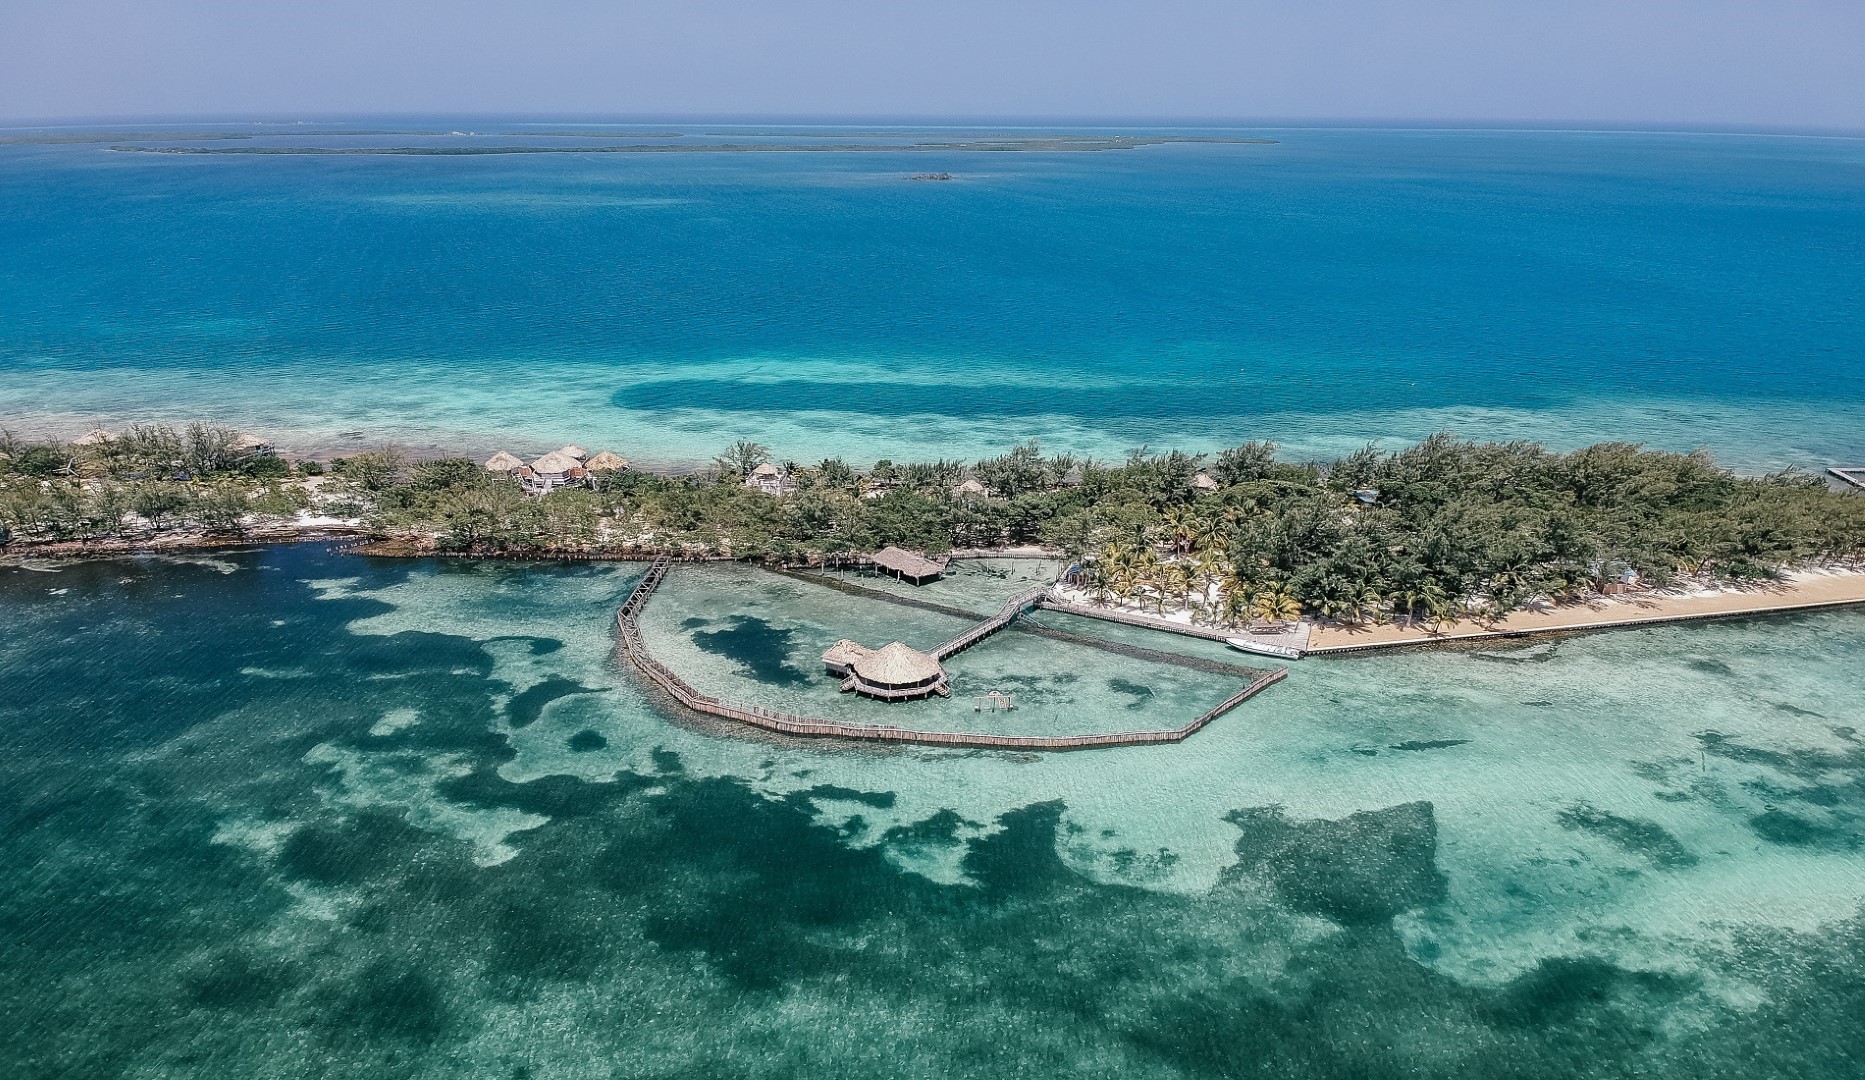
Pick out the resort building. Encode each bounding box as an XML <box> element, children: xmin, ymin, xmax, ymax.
<box><xmin>821</xmin><ymin>639</ymin><xmax>950</xmax><ymax>700</ymax></box>
<box><xmin>744</xmin><ymin>462</ymin><xmax>792</xmax><ymax>495</ymax></box>
<box><xmin>518</xmin><ymin>449</ymin><xmax>589</xmax><ymax>495</ymax></box>
<box><xmin>484</xmin><ymin>450</ymin><xmax>526</xmax><ymax>473</ymax></box>
<box><xmin>868</xmin><ymin>546</ymin><xmax>949</xmax><ymax>585</ymax></box>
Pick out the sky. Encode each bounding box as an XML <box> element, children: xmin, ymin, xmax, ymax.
<box><xmin>4</xmin><ymin>0</ymin><xmax>1864</xmax><ymax>130</ymax></box>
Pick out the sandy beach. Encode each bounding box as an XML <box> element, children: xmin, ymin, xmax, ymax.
<box><xmin>1305</xmin><ymin>568</ymin><xmax>1865</xmax><ymax>653</ymax></box>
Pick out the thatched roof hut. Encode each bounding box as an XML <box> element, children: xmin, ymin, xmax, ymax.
<box><xmin>583</xmin><ymin>451</ymin><xmax>629</xmax><ymax>472</ymax></box>
<box><xmin>869</xmin><ymin>546</ymin><xmax>948</xmax><ymax>585</ymax></box>
<box><xmin>229</xmin><ymin>432</ymin><xmax>275</xmax><ymax>453</ymax></box>
<box><xmin>851</xmin><ymin>642</ymin><xmax>944</xmax><ymax>690</ymax></box>
<box><xmin>1193</xmin><ymin>472</ymin><xmax>1220</xmax><ymax>492</ymax></box>
<box><xmin>74</xmin><ymin>429</ymin><xmax>115</xmax><ymax>446</ymax></box>
<box><xmin>530</xmin><ymin>450</ymin><xmax>585</xmax><ymax>476</ymax></box>
<box><xmin>558</xmin><ymin>444</ymin><xmax>589</xmax><ymax>461</ymax></box>
<box><xmin>954</xmin><ymin>477</ymin><xmax>988</xmax><ymax>497</ymax></box>
<box><xmin>820</xmin><ymin>639</ymin><xmax>873</xmax><ymax>675</ymax></box>
<box><xmin>484</xmin><ymin>450</ymin><xmax>526</xmax><ymax>472</ymax></box>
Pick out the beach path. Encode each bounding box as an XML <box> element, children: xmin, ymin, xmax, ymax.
<box><xmin>1306</xmin><ymin>570</ymin><xmax>1865</xmax><ymax>654</ymax></box>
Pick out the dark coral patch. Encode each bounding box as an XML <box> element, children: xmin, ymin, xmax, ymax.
<box><xmin>1558</xmin><ymin>804</ymin><xmax>1698</xmax><ymax>868</ymax></box>
<box><xmin>1223</xmin><ymin>802</ymin><xmax>1448</xmax><ymax>925</ymax></box>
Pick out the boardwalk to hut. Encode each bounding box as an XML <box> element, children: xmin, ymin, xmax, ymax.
<box><xmin>614</xmin><ymin>557</ymin><xmax>1285</xmax><ymax>750</ymax></box>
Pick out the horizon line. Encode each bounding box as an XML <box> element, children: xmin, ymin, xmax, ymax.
<box><xmin>4</xmin><ymin>112</ymin><xmax>1863</xmax><ymax>141</ymax></box>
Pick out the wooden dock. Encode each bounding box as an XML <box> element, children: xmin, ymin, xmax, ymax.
<box><xmin>1040</xmin><ymin>597</ymin><xmax>1313</xmax><ymax>654</ymax></box>
<box><xmin>1829</xmin><ymin>467</ymin><xmax>1865</xmax><ymax>492</ymax></box>
<box><xmin>613</xmin><ymin>557</ymin><xmax>1285</xmax><ymax>751</ymax></box>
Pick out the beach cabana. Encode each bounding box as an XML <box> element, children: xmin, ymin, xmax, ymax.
<box><xmin>74</xmin><ymin>428</ymin><xmax>116</xmax><ymax>447</ymax></box>
<box><xmin>522</xmin><ymin>450</ymin><xmax>588</xmax><ymax>494</ymax></box>
<box><xmin>557</xmin><ymin>445</ymin><xmax>589</xmax><ymax>461</ymax></box>
<box><xmin>484</xmin><ymin>450</ymin><xmax>526</xmax><ymax>473</ymax></box>
<box><xmin>824</xmin><ymin>640</ymin><xmax>949</xmax><ymax>700</ymax></box>
<box><xmin>1193</xmin><ymin>472</ymin><xmax>1220</xmax><ymax>492</ymax></box>
<box><xmin>868</xmin><ymin>546</ymin><xmax>949</xmax><ymax>585</ymax></box>
<box><xmin>954</xmin><ymin>477</ymin><xmax>988</xmax><ymax>498</ymax></box>
<box><xmin>744</xmin><ymin>462</ymin><xmax>791</xmax><ymax>495</ymax></box>
<box><xmin>583</xmin><ymin>451</ymin><xmax>629</xmax><ymax>472</ymax></box>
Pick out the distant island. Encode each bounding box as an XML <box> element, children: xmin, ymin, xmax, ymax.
<box><xmin>6</xmin><ymin>423</ymin><xmax>1864</xmax><ymax>649</ymax></box>
<box><xmin>106</xmin><ymin>134</ymin><xmax>1276</xmax><ymax>156</ymax></box>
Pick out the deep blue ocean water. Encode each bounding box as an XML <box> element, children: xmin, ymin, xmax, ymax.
<box><xmin>7</xmin><ymin>125</ymin><xmax>1865</xmax><ymax>1076</ymax></box>
<box><xmin>2</xmin><ymin>123</ymin><xmax>1862</xmax><ymax>468</ymax></box>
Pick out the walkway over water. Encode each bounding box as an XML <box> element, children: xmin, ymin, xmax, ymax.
<box><xmin>773</xmin><ymin>568</ymin><xmax>1276</xmax><ymax>677</ymax></box>
<box><xmin>615</xmin><ymin>557</ymin><xmax>1284</xmax><ymax>750</ymax></box>
<box><xmin>932</xmin><ymin>587</ymin><xmax>1050</xmax><ymax>659</ymax></box>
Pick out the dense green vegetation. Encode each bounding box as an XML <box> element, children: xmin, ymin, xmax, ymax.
<box><xmin>6</xmin><ymin>428</ymin><xmax>1862</xmax><ymax>626</ymax></box>
<box><xmin>0</xmin><ymin>424</ymin><xmax>307</xmax><ymax>545</ymax></box>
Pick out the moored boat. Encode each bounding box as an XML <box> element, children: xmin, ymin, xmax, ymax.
<box><xmin>1226</xmin><ymin>636</ymin><xmax>1304</xmax><ymax>660</ymax></box>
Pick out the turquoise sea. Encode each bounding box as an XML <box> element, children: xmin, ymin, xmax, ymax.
<box><xmin>1</xmin><ymin>123</ymin><xmax>1863</xmax><ymax>468</ymax></box>
<box><xmin>7</xmin><ymin>124</ymin><xmax>1865</xmax><ymax>1077</ymax></box>
<box><xmin>5</xmin><ymin>547</ymin><xmax>1865</xmax><ymax>1076</ymax></box>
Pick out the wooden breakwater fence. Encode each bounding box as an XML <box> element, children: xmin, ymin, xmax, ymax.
<box><xmin>615</xmin><ymin>556</ymin><xmax>1286</xmax><ymax>750</ymax></box>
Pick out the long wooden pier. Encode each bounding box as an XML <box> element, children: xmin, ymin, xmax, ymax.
<box><xmin>613</xmin><ymin>557</ymin><xmax>1284</xmax><ymax>750</ymax></box>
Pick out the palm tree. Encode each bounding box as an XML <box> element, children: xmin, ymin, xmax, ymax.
<box><xmin>1190</xmin><ymin>549</ymin><xmax>1229</xmax><ymax>606</ymax></box>
<box><xmin>1162</xmin><ymin>508</ymin><xmax>1198</xmax><ymax>555</ymax></box>
<box><xmin>1421</xmin><ymin>586</ymin><xmax>1459</xmax><ymax>631</ymax></box>
<box><xmin>1218</xmin><ymin>581</ymin><xmax>1253</xmax><ymax>627</ymax></box>
<box><xmin>1251</xmin><ymin>587</ymin><xmax>1301</xmax><ymax>626</ymax></box>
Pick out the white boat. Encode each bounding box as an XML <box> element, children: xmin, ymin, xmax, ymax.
<box><xmin>1226</xmin><ymin>636</ymin><xmax>1304</xmax><ymax>660</ymax></box>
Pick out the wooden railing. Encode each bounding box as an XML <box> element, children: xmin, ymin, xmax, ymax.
<box><xmin>613</xmin><ymin>562</ymin><xmax>1285</xmax><ymax>751</ymax></box>
<box><xmin>932</xmin><ymin>586</ymin><xmax>1051</xmax><ymax>659</ymax></box>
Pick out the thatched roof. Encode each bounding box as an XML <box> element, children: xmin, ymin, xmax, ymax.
<box><xmin>558</xmin><ymin>444</ymin><xmax>589</xmax><ymax>460</ymax></box>
<box><xmin>229</xmin><ymin>432</ymin><xmax>273</xmax><ymax>451</ymax></box>
<box><xmin>1193</xmin><ymin>472</ymin><xmax>1220</xmax><ymax>491</ymax></box>
<box><xmin>583</xmin><ymin>451</ymin><xmax>629</xmax><ymax>472</ymax></box>
<box><xmin>74</xmin><ymin>428</ymin><xmax>115</xmax><ymax>446</ymax></box>
<box><xmin>954</xmin><ymin>477</ymin><xmax>987</xmax><ymax>496</ymax></box>
<box><xmin>530</xmin><ymin>450</ymin><xmax>584</xmax><ymax>474</ymax></box>
<box><xmin>870</xmin><ymin>546</ymin><xmax>948</xmax><ymax>578</ymax></box>
<box><xmin>821</xmin><ymin>639</ymin><xmax>873</xmax><ymax>668</ymax></box>
<box><xmin>484</xmin><ymin>450</ymin><xmax>525</xmax><ymax>472</ymax></box>
<box><xmin>749</xmin><ymin>462</ymin><xmax>783</xmax><ymax>477</ymax></box>
<box><xmin>850</xmin><ymin>642</ymin><xmax>944</xmax><ymax>687</ymax></box>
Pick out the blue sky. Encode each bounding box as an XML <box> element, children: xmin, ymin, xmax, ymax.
<box><xmin>5</xmin><ymin>0</ymin><xmax>1863</xmax><ymax>129</ymax></box>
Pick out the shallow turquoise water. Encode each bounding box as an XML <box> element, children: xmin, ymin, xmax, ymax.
<box><xmin>5</xmin><ymin>545</ymin><xmax>1865</xmax><ymax>1076</ymax></box>
<box><xmin>3</xmin><ymin>123</ymin><xmax>1864</xmax><ymax>469</ymax></box>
